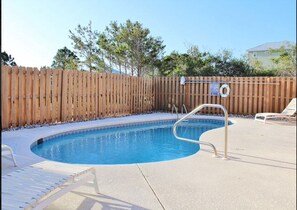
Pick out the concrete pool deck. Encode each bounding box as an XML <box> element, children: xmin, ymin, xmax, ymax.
<box><xmin>2</xmin><ymin>113</ymin><xmax>296</xmax><ymax>210</ymax></box>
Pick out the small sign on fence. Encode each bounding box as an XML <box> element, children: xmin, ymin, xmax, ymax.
<box><xmin>210</xmin><ymin>82</ymin><xmax>219</xmax><ymax>96</ymax></box>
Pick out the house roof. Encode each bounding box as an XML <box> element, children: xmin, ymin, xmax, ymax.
<box><xmin>247</xmin><ymin>41</ymin><xmax>295</xmax><ymax>52</ymax></box>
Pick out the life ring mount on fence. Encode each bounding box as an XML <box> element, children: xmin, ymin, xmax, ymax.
<box><xmin>219</xmin><ymin>84</ymin><xmax>230</xmax><ymax>97</ymax></box>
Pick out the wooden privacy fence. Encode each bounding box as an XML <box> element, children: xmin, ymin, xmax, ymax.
<box><xmin>1</xmin><ymin>66</ymin><xmax>153</xmax><ymax>129</ymax></box>
<box><xmin>1</xmin><ymin>66</ymin><xmax>296</xmax><ymax>129</ymax></box>
<box><xmin>154</xmin><ymin>76</ymin><xmax>296</xmax><ymax>115</ymax></box>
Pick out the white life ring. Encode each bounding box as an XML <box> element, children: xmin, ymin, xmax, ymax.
<box><xmin>219</xmin><ymin>84</ymin><xmax>230</xmax><ymax>97</ymax></box>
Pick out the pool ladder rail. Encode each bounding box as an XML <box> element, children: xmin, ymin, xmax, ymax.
<box><xmin>173</xmin><ymin>104</ymin><xmax>229</xmax><ymax>160</ymax></box>
<box><xmin>171</xmin><ymin>104</ymin><xmax>188</xmax><ymax>120</ymax></box>
<box><xmin>182</xmin><ymin>104</ymin><xmax>188</xmax><ymax>114</ymax></box>
<box><xmin>171</xmin><ymin>104</ymin><xmax>179</xmax><ymax>120</ymax></box>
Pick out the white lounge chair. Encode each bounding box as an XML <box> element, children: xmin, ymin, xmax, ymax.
<box><xmin>255</xmin><ymin>98</ymin><xmax>296</xmax><ymax>123</ymax></box>
<box><xmin>2</xmin><ymin>165</ymin><xmax>100</xmax><ymax>210</ymax></box>
<box><xmin>2</xmin><ymin>144</ymin><xmax>17</xmax><ymax>167</ymax></box>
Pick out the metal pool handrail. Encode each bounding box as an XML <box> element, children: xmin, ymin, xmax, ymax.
<box><xmin>173</xmin><ymin>104</ymin><xmax>229</xmax><ymax>159</ymax></box>
<box><xmin>182</xmin><ymin>104</ymin><xmax>188</xmax><ymax>114</ymax></box>
<box><xmin>171</xmin><ymin>104</ymin><xmax>179</xmax><ymax>120</ymax></box>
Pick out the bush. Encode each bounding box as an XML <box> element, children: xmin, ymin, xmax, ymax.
<box><xmin>251</xmin><ymin>69</ymin><xmax>277</xmax><ymax>76</ymax></box>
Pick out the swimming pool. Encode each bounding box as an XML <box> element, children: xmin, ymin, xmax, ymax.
<box><xmin>31</xmin><ymin>119</ymin><xmax>229</xmax><ymax>164</ymax></box>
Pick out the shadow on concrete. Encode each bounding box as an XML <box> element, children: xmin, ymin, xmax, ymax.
<box><xmin>228</xmin><ymin>151</ymin><xmax>296</xmax><ymax>165</ymax></box>
<box><xmin>200</xmin><ymin>149</ymin><xmax>296</xmax><ymax>170</ymax></box>
<box><xmin>264</xmin><ymin>119</ymin><xmax>296</xmax><ymax>126</ymax></box>
<box><xmin>227</xmin><ymin>151</ymin><xmax>296</xmax><ymax>170</ymax></box>
<box><xmin>72</xmin><ymin>191</ymin><xmax>150</xmax><ymax>210</ymax></box>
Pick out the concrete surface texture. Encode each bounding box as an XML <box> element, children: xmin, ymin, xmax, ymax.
<box><xmin>2</xmin><ymin>113</ymin><xmax>296</xmax><ymax>210</ymax></box>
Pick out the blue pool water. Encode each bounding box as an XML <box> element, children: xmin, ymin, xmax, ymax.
<box><xmin>31</xmin><ymin>119</ymin><xmax>229</xmax><ymax>164</ymax></box>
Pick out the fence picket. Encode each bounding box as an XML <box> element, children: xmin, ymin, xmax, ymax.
<box><xmin>1</xmin><ymin>66</ymin><xmax>9</xmax><ymax>128</ymax></box>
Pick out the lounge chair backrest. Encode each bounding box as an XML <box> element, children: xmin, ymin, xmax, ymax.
<box><xmin>281</xmin><ymin>98</ymin><xmax>296</xmax><ymax>115</ymax></box>
<box><xmin>2</xmin><ymin>144</ymin><xmax>17</xmax><ymax>166</ymax></box>
<box><xmin>2</xmin><ymin>166</ymin><xmax>99</xmax><ymax>209</ymax></box>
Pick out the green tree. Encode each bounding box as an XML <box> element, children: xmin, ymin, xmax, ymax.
<box><xmin>98</xmin><ymin>20</ymin><xmax>165</xmax><ymax>76</ymax></box>
<box><xmin>97</xmin><ymin>22</ymin><xmax>121</xmax><ymax>73</ymax></box>
<box><xmin>159</xmin><ymin>46</ymin><xmax>214</xmax><ymax>76</ymax></box>
<box><xmin>209</xmin><ymin>50</ymin><xmax>252</xmax><ymax>76</ymax></box>
<box><xmin>270</xmin><ymin>46</ymin><xmax>296</xmax><ymax>76</ymax></box>
<box><xmin>1</xmin><ymin>51</ymin><xmax>17</xmax><ymax>66</ymax></box>
<box><xmin>185</xmin><ymin>45</ymin><xmax>213</xmax><ymax>76</ymax></box>
<box><xmin>51</xmin><ymin>47</ymin><xmax>79</xmax><ymax>70</ymax></box>
<box><xmin>159</xmin><ymin>52</ymin><xmax>190</xmax><ymax>76</ymax></box>
<box><xmin>69</xmin><ymin>21</ymin><xmax>104</xmax><ymax>72</ymax></box>
<box><xmin>159</xmin><ymin>47</ymin><xmax>253</xmax><ymax>77</ymax></box>
<box><xmin>249</xmin><ymin>57</ymin><xmax>265</xmax><ymax>71</ymax></box>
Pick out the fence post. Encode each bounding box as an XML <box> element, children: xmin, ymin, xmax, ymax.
<box><xmin>60</xmin><ymin>70</ymin><xmax>68</xmax><ymax>121</ymax></box>
<box><xmin>1</xmin><ymin>66</ymin><xmax>10</xmax><ymax>129</ymax></box>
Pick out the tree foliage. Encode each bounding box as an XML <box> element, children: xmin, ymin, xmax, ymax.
<box><xmin>65</xmin><ymin>20</ymin><xmax>294</xmax><ymax>77</ymax></box>
<box><xmin>270</xmin><ymin>46</ymin><xmax>296</xmax><ymax>76</ymax></box>
<box><xmin>209</xmin><ymin>50</ymin><xmax>252</xmax><ymax>76</ymax></box>
<box><xmin>1</xmin><ymin>51</ymin><xmax>17</xmax><ymax>66</ymax></box>
<box><xmin>97</xmin><ymin>21</ymin><xmax>124</xmax><ymax>73</ymax></box>
<box><xmin>98</xmin><ymin>20</ymin><xmax>165</xmax><ymax>76</ymax></box>
<box><xmin>159</xmin><ymin>47</ymin><xmax>252</xmax><ymax>77</ymax></box>
<box><xmin>51</xmin><ymin>47</ymin><xmax>79</xmax><ymax>70</ymax></box>
<box><xmin>69</xmin><ymin>21</ymin><xmax>104</xmax><ymax>72</ymax></box>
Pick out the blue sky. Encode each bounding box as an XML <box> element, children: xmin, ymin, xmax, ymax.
<box><xmin>2</xmin><ymin>0</ymin><xmax>296</xmax><ymax>68</ymax></box>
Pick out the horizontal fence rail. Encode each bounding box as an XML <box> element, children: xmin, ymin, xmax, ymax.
<box><xmin>1</xmin><ymin>66</ymin><xmax>296</xmax><ymax>129</ymax></box>
<box><xmin>153</xmin><ymin>76</ymin><xmax>296</xmax><ymax>115</ymax></box>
